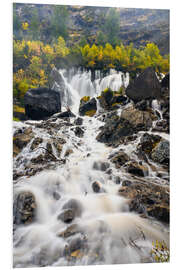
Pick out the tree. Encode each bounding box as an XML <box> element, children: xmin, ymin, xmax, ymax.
<box><xmin>103</xmin><ymin>8</ymin><xmax>120</xmax><ymax>46</ymax></box>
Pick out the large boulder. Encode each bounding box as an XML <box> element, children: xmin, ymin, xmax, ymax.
<box><xmin>79</xmin><ymin>97</ymin><xmax>97</xmax><ymax>116</ymax></box>
<box><xmin>126</xmin><ymin>67</ymin><xmax>161</xmax><ymax>102</ymax></box>
<box><xmin>151</xmin><ymin>140</ymin><xmax>169</xmax><ymax>167</ymax></box>
<box><xmin>24</xmin><ymin>87</ymin><xmax>61</xmax><ymax>120</ymax></box>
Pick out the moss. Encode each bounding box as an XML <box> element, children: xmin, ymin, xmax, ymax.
<box><xmin>102</xmin><ymin>87</ymin><xmax>111</xmax><ymax>94</ymax></box>
<box><xmin>97</xmin><ymin>95</ymin><xmax>102</xmax><ymax>99</ymax></box>
<box><xmin>80</xmin><ymin>96</ymin><xmax>90</xmax><ymax>104</ymax></box>
<box><xmin>84</xmin><ymin>110</ymin><xmax>96</xmax><ymax>117</ymax></box>
<box><xmin>13</xmin><ymin>117</ymin><xmax>20</xmax><ymax>122</ymax></box>
<box><xmin>13</xmin><ymin>105</ymin><xmax>25</xmax><ymax>114</ymax></box>
<box><xmin>112</xmin><ymin>102</ymin><xmax>121</xmax><ymax>107</ymax></box>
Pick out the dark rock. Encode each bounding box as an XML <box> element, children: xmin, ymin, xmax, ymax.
<box><xmin>74</xmin><ymin>117</ymin><xmax>83</xmax><ymax>125</ymax></box>
<box><xmin>147</xmin><ymin>205</ymin><xmax>169</xmax><ymax>223</ymax></box>
<box><xmin>135</xmin><ymin>100</ymin><xmax>149</xmax><ymax>111</ymax></box>
<box><xmin>161</xmin><ymin>73</ymin><xmax>169</xmax><ymax>88</ymax></box>
<box><xmin>115</xmin><ymin>176</ymin><xmax>121</xmax><ymax>184</ymax></box>
<box><xmin>13</xmin><ymin>130</ymin><xmax>34</xmax><ymax>157</ymax></box>
<box><xmin>110</xmin><ymin>151</ymin><xmax>130</xmax><ymax>168</ymax></box>
<box><xmin>118</xmin><ymin>180</ymin><xmax>169</xmax><ymax>223</ymax></box>
<box><xmin>57</xmin><ymin>209</ymin><xmax>75</xmax><ymax>223</ymax></box>
<box><xmin>122</xmin><ymin>180</ymin><xmax>132</xmax><ymax>186</ymax></box>
<box><xmin>111</xmin><ymin>95</ymin><xmax>128</xmax><ymax>106</ymax></box>
<box><xmin>13</xmin><ymin>191</ymin><xmax>36</xmax><ymax>225</ymax></box>
<box><xmin>57</xmin><ymin>224</ymin><xmax>80</xmax><ymax>238</ymax></box>
<box><xmin>106</xmin><ymin>168</ymin><xmax>112</xmax><ymax>175</ymax></box>
<box><xmin>62</xmin><ymin>199</ymin><xmax>83</xmax><ymax>217</ymax></box>
<box><xmin>24</xmin><ymin>87</ymin><xmax>61</xmax><ymax>120</ymax></box>
<box><xmin>74</xmin><ymin>126</ymin><xmax>84</xmax><ymax>137</ymax></box>
<box><xmin>92</xmin><ymin>181</ymin><xmax>101</xmax><ymax>193</ymax></box>
<box><xmin>79</xmin><ymin>97</ymin><xmax>97</xmax><ymax>116</ymax></box>
<box><xmin>53</xmin><ymin>191</ymin><xmax>61</xmax><ymax>200</ymax></box>
<box><xmin>151</xmin><ymin>140</ymin><xmax>169</xmax><ymax>166</ymax></box>
<box><xmin>98</xmin><ymin>88</ymin><xmax>114</xmax><ymax>109</ymax></box>
<box><xmin>126</xmin><ymin>67</ymin><xmax>161</xmax><ymax>102</ymax></box>
<box><xmin>56</xmin><ymin>110</ymin><xmax>76</xmax><ymax>118</ymax></box>
<box><xmin>126</xmin><ymin>161</ymin><xmax>148</xmax><ymax>177</ymax></box>
<box><xmin>93</xmin><ymin>161</ymin><xmax>110</xmax><ymax>171</ymax></box>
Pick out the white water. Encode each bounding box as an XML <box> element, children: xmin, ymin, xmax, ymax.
<box><xmin>13</xmin><ymin>69</ymin><xmax>169</xmax><ymax>267</ymax></box>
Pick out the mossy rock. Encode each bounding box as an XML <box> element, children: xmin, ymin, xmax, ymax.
<box><xmin>80</xmin><ymin>96</ymin><xmax>90</xmax><ymax>105</ymax></box>
<box><xmin>84</xmin><ymin>110</ymin><xmax>96</xmax><ymax>117</ymax></box>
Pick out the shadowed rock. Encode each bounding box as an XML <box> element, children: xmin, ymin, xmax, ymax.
<box><xmin>126</xmin><ymin>67</ymin><xmax>161</xmax><ymax>102</ymax></box>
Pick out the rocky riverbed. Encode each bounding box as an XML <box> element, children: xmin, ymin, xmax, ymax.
<box><xmin>13</xmin><ymin>68</ymin><xmax>170</xmax><ymax>267</ymax></box>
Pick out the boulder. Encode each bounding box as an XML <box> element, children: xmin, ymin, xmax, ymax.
<box><xmin>126</xmin><ymin>67</ymin><xmax>161</xmax><ymax>102</ymax></box>
<box><xmin>92</xmin><ymin>181</ymin><xmax>101</xmax><ymax>193</ymax></box>
<box><xmin>13</xmin><ymin>191</ymin><xmax>36</xmax><ymax>225</ymax></box>
<box><xmin>93</xmin><ymin>161</ymin><xmax>110</xmax><ymax>171</ymax></box>
<box><xmin>151</xmin><ymin>140</ymin><xmax>169</xmax><ymax>167</ymax></box>
<box><xmin>62</xmin><ymin>199</ymin><xmax>83</xmax><ymax>217</ymax></box>
<box><xmin>56</xmin><ymin>110</ymin><xmax>76</xmax><ymax>118</ymax></box>
<box><xmin>137</xmin><ymin>133</ymin><xmax>162</xmax><ymax>157</ymax></box>
<box><xmin>24</xmin><ymin>87</ymin><xmax>61</xmax><ymax>120</ymax></box>
<box><xmin>74</xmin><ymin>117</ymin><xmax>83</xmax><ymax>126</ymax></box>
<box><xmin>79</xmin><ymin>97</ymin><xmax>97</xmax><ymax>116</ymax></box>
<box><xmin>126</xmin><ymin>161</ymin><xmax>149</xmax><ymax>177</ymax></box>
<box><xmin>119</xmin><ymin>180</ymin><xmax>169</xmax><ymax>223</ymax></box>
<box><xmin>74</xmin><ymin>126</ymin><xmax>84</xmax><ymax>137</ymax></box>
<box><xmin>57</xmin><ymin>209</ymin><xmax>75</xmax><ymax>223</ymax></box>
<box><xmin>110</xmin><ymin>151</ymin><xmax>130</xmax><ymax>168</ymax></box>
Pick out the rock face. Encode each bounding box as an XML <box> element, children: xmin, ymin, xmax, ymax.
<box><xmin>79</xmin><ymin>97</ymin><xmax>97</xmax><ymax>116</ymax></box>
<box><xmin>24</xmin><ymin>87</ymin><xmax>61</xmax><ymax>120</ymax></box>
<box><xmin>13</xmin><ymin>191</ymin><xmax>37</xmax><ymax>225</ymax></box>
<box><xmin>126</xmin><ymin>67</ymin><xmax>161</xmax><ymax>102</ymax></box>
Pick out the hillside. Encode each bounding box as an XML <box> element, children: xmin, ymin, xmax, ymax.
<box><xmin>13</xmin><ymin>4</ymin><xmax>169</xmax><ymax>55</ymax></box>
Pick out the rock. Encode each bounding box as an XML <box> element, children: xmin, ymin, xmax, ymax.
<box><xmin>147</xmin><ymin>205</ymin><xmax>169</xmax><ymax>223</ymax></box>
<box><xmin>161</xmin><ymin>73</ymin><xmax>169</xmax><ymax>88</ymax></box>
<box><xmin>115</xmin><ymin>176</ymin><xmax>121</xmax><ymax>184</ymax></box>
<box><xmin>56</xmin><ymin>110</ymin><xmax>76</xmax><ymax>118</ymax></box>
<box><xmin>126</xmin><ymin>67</ymin><xmax>161</xmax><ymax>102</ymax></box>
<box><xmin>98</xmin><ymin>88</ymin><xmax>114</xmax><ymax>109</ymax></box>
<box><xmin>79</xmin><ymin>97</ymin><xmax>97</xmax><ymax>116</ymax></box>
<box><xmin>92</xmin><ymin>181</ymin><xmax>101</xmax><ymax>193</ymax></box>
<box><xmin>57</xmin><ymin>209</ymin><xmax>75</xmax><ymax>223</ymax></box>
<box><xmin>118</xmin><ymin>180</ymin><xmax>169</xmax><ymax>223</ymax></box>
<box><xmin>96</xmin><ymin>116</ymin><xmax>135</xmax><ymax>146</ymax></box>
<box><xmin>151</xmin><ymin>140</ymin><xmax>169</xmax><ymax>167</ymax></box>
<box><xmin>30</xmin><ymin>137</ymin><xmax>43</xmax><ymax>150</ymax></box>
<box><xmin>24</xmin><ymin>87</ymin><xmax>61</xmax><ymax>120</ymax></box>
<box><xmin>53</xmin><ymin>191</ymin><xmax>61</xmax><ymax>200</ymax></box>
<box><xmin>74</xmin><ymin>117</ymin><xmax>83</xmax><ymax>125</ymax></box>
<box><xmin>111</xmin><ymin>95</ymin><xmax>128</xmax><ymax>106</ymax></box>
<box><xmin>110</xmin><ymin>151</ymin><xmax>130</xmax><ymax>168</ymax></box>
<box><xmin>93</xmin><ymin>161</ymin><xmax>110</xmax><ymax>171</ymax></box>
<box><xmin>126</xmin><ymin>161</ymin><xmax>148</xmax><ymax>177</ymax></box>
<box><xmin>135</xmin><ymin>100</ymin><xmax>149</xmax><ymax>111</ymax></box>
<box><xmin>74</xmin><ymin>126</ymin><xmax>84</xmax><ymax>137</ymax></box>
<box><xmin>57</xmin><ymin>224</ymin><xmax>80</xmax><ymax>238</ymax></box>
<box><xmin>65</xmin><ymin>148</ymin><xmax>74</xmax><ymax>157</ymax></box>
<box><xmin>62</xmin><ymin>199</ymin><xmax>83</xmax><ymax>217</ymax></box>
<box><xmin>122</xmin><ymin>180</ymin><xmax>132</xmax><ymax>186</ymax></box>
<box><xmin>13</xmin><ymin>191</ymin><xmax>36</xmax><ymax>225</ymax></box>
<box><xmin>13</xmin><ymin>131</ymin><xmax>34</xmax><ymax>157</ymax></box>
<box><xmin>121</xmin><ymin>105</ymin><xmax>155</xmax><ymax>130</ymax></box>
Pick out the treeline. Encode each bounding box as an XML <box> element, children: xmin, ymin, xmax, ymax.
<box><xmin>13</xmin><ymin>37</ymin><xmax>169</xmax><ymax>101</ymax></box>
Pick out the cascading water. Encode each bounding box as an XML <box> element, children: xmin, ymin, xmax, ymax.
<box><xmin>13</xmin><ymin>69</ymin><xmax>169</xmax><ymax>267</ymax></box>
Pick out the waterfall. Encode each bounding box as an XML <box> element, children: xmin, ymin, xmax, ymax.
<box><xmin>13</xmin><ymin>68</ymin><xmax>169</xmax><ymax>267</ymax></box>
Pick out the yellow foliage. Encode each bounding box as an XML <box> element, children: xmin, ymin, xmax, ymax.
<box><xmin>84</xmin><ymin>110</ymin><xmax>96</xmax><ymax>117</ymax></box>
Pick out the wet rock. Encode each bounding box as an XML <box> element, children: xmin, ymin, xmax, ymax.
<box><xmin>137</xmin><ymin>133</ymin><xmax>162</xmax><ymax>160</ymax></box>
<box><xmin>65</xmin><ymin>148</ymin><xmax>74</xmax><ymax>157</ymax></box>
<box><xmin>56</xmin><ymin>110</ymin><xmax>76</xmax><ymax>118</ymax></box>
<box><xmin>13</xmin><ymin>191</ymin><xmax>36</xmax><ymax>225</ymax></box>
<box><xmin>57</xmin><ymin>224</ymin><xmax>80</xmax><ymax>238</ymax></box>
<box><xmin>147</xmin><ymin>205</ymin><xmax>169</xmax><ymax>223</ymax></box>
<box><xmin>126</xmin><ymin>67</ymin><xmax>161</xmax><ymax>102</ymax></box>
<box><xmin>93</xmin><ymin>161</ymin><xmax>110</xmax><ymax>171</ymax></box>
<box><xmin>62</xmin><ymin>199</ymin><xmax>83</xmax><ymax>217</ymax></box>
<box><xmin>151</xmin><ymin>140</ymin><xmax>169</xmax><ymax>167</ymax></box>
<box><xmin>92</xmin><ymin>181</ymin><xmax>101</xmax><ymax>193</ymax></box>
<box><xmin>30</xmin><ymin>137</ymin><xmax>43</xmax><ymax>150</ymax></box>
<box><xmin>161</xmin><ymin>73</ymin><xmax>169</xmax><ymax>88</ymax></box>
<box><xmin>115</xmin><ymin>176</ymin><xmax>121</xmax><ymax>184</ymax></box>
<box><xmin>79</xmin><ymin>97</ymin><xmax>97</xmax><ymax>116</ymax></box>
<box><xmin>135</xmin><ymin>100</ymin><xmax>149</xmax><ymax>111</ymax></box>
<box><xmin>152</xmin><ymin>119</ymin><xmax>169</xmax><ymax>133</ymax></box>
<box><xmin>106</xmin><ymin>168</ymin><xmax>112</xmax><ymax>175</ymax></box>
<box><xmin>64</xmin><ymin>234</ymin><xmax>87</xmax><ymax>256</ymax></box>
<box><xmin>118</xmin><ymin>180</ymin><xmax>169</xmax><ymax>223</ymax></box>
<box><xmin>13</xmin><ymin>131</ymin><xmax>34</xmax><ymax>157</ymax></box>
<box><xmin>57</xmin><ymin>209</ymin><xmax>75</xmax><ymax>223</ymax></box>
<box><xmin>98</xmin><ymin>87</ymin><xmax>114</xmax><ymax>109</ymax></box>
<box><xmin>110</xmin><ymin>151</ymin><xmax>130</xmax><ymax>168</ymax></box>
<box><xmin>53</xmin><ymin>191</ymin><xmax>61</xmax><ymax>200</ymax></box>
<box><xmin>74</xmin><ymin>126</ymin><xmax>84</xmax><ymax>137</ymax></box>
<box><xmin>126</xmin><ymin>161</ymin><xmax>148</xmax><ymax>177</ymax></box>
<box><xmin>24</xmin><ymin>87</ymin><xmax>61</xmax><ymax>120</ymax></box>
<box><xmin>122</xmin><ymin>180</ymin><xmax>132</xmax><ymax>186</ymax></box>
<box><xmin>121</xmin><ymin>105</ymin><xmax>155</xmax><ymax>130</ymax></box>
<box><xmin>74</xmin><ymin>117</ymin><xmax>83</xmax><ymax>126</ymax></box>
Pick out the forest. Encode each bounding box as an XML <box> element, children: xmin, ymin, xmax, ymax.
<box><xmin>13</xmin><ymin>4</ymin><xmax>169</xmax><ymax>103</ymax></box>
